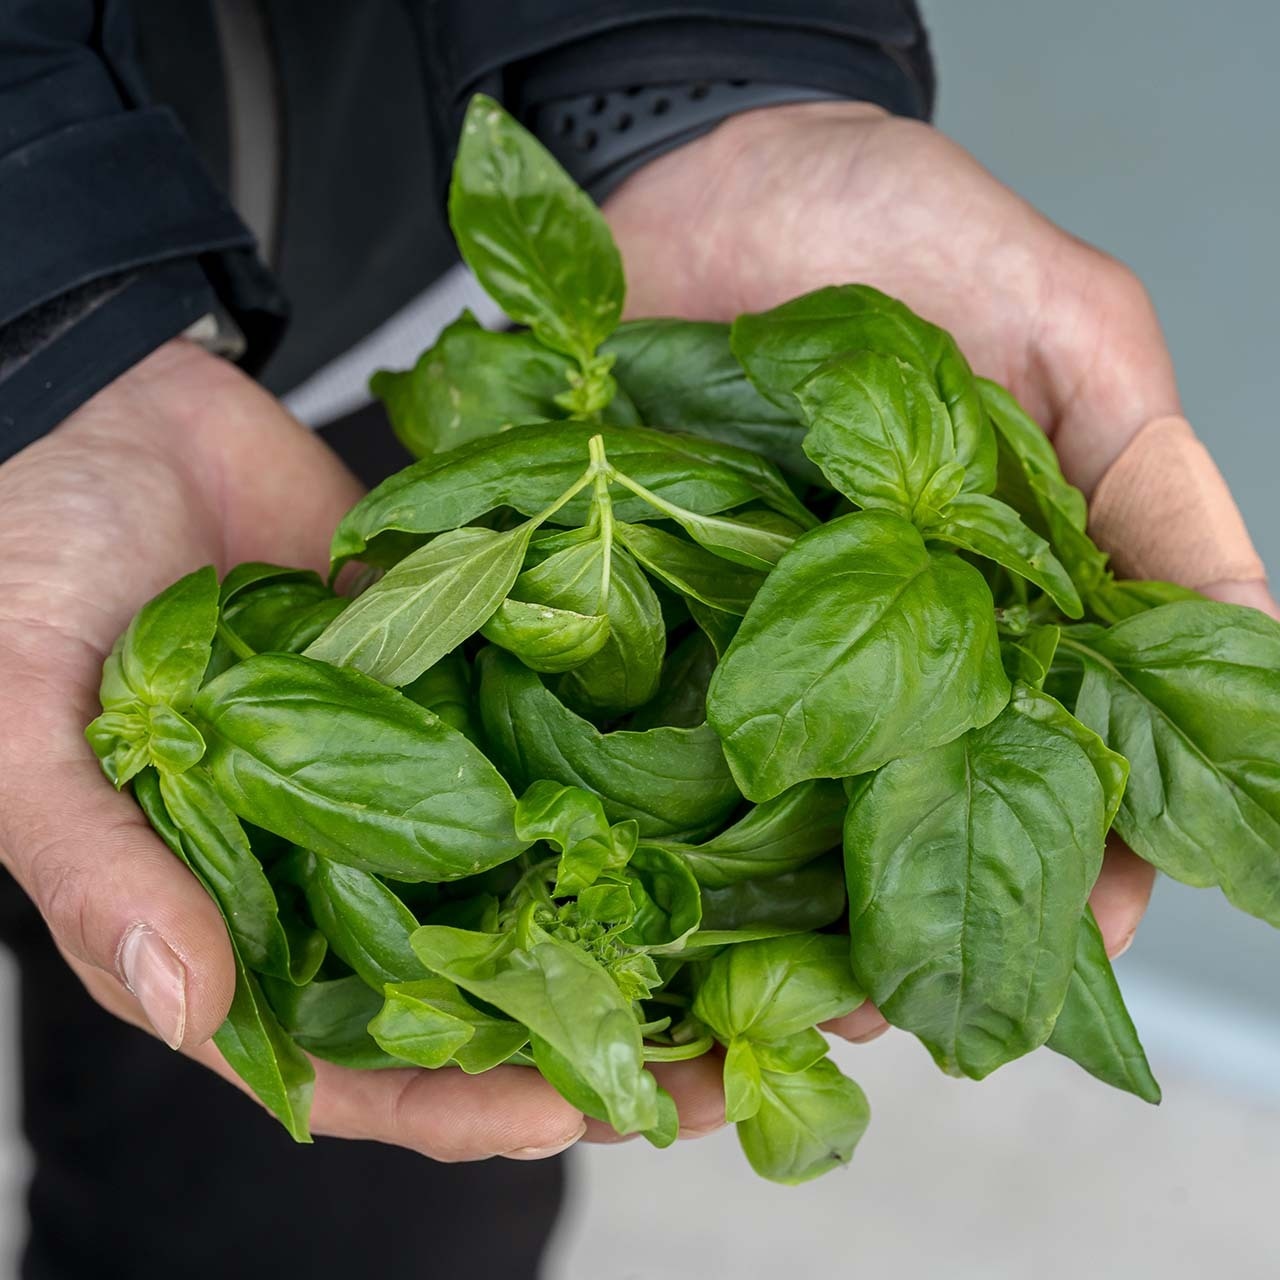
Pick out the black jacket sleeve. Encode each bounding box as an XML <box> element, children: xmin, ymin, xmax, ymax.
<box><xmin>422</xmin><ymin>1</ymin><xmax>934</xmax><ymax>196</ymax></box>
<box><xmin>0</xmin><ymin>1</ymin><xmax>283</xmax><ymax>462</ymax></box>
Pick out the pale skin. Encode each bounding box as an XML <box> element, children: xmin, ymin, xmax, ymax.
<box><xmin>0</xmin><ymin>102</ymin><xmax>1272</xmax><ymax>1158</ymax></box>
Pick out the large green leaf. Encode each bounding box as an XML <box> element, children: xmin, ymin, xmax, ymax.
<box><xmin>195</xmin><ymin>654</ymin><xmax>527</xmax><ymax>881</ymax></box>
<box><xmin>708</xmin><ymin>510</ymin><xmax>1009</xmax><ymax>801</ymax></box>
<box><xmin>845</xmin><ymin>685</ymin><xmax>1119</xmax><ymax>1079</ymax></box>
<box><xmin>1060</xmin><ymin>601</ymin><xmax>1280</xmax><ymax>925</ymax></box>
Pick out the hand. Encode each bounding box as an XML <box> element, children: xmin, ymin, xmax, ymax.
<box><xmin>0</xmin><ymin>339</ymin><xmax>643</xmax><ymax>1160</ymax></box>
<box><xmin>606</xmin><ymin>101</ymin><xmax>1275</xmax><ymax>1043</ymax></box>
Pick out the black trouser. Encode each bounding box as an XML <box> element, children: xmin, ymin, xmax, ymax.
<box><xmin>0</xmin><ymin>405</ymin><xmax>564</xmax><ymax>1279</ymax></box>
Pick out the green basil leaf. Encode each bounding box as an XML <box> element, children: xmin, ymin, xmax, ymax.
<box><xmin>1046</xmin><ymin>909</ymin><xmax>1161</xmax><ymax>1103</ymax></box>
<box><xmin>625</xmin><ymin>631</ymin><xmax>717</xmax><ymax>732</ymax></box>
<box><xmin>220</xmin><ymin>578</ymin><xmax>346</xmax><ymax>659</ymax></box>
<box><xmin>159</xmin><ymin>769</ymin><xmax>325</xmax><ymax>984</ymax></box>
<box><xmin>693</xmin><ymin>933</ymin><xmax>864</xmax><ymax>1046</ymax></box>
<box><xmin>736</xmin><ymin>1058</ymin><xmax>870</xmax><ymax>1185</ymax></box>
<box><xmin>603</xmin><ymin>318</ymin><xmax>818</xmax><ymax>482</ymax></box>
<box><xmin>707</xmin><ymin>510</ymin><xmax>1009</xmax><ymax>801</ymax></box>
<box><xmin>330</xmin><ymin>422</ymin><xmax>807</xmax><ymax>569</ymax></box>
<box><xmin>113</xmin><ymin>566</ymin><xmax>220</xmax><ymax>709</ymax></box>
<box><xmin>696</xmin><ymin>855</ymin><xmax>847</xmax><ymax>935</ymax></box>
<box><xmin>290</xmin><ymin>851</ymin><xmax>422</xmax><ymax>987</ymax></box>
<box><xmin>371</xmin><ymin>976</ymin><xmax>530</xmax><ymax>1073</ymax></box>
<box><xmin>927</xmin><ymin>492</ymin><xmax>1083</xmax><ymax>618</ymax></box>
<box><xmin>731</xmin><ymin>283</ymin><xmax>996</xmax><ymax>491</ymax></box>
<box><xmin>724</xmin><ymin>1038</ymin><xmax>764</xmax><ymax>1123</ymax></box>
<box><xmin>654</xmin><ymin>780</ymin><xmax>845</xmax><ymax>887</ymax></box>
<box><xmin>263</xmin><ymin>974</ymin><xmax>402</xmax><ymax>1071</ymax></box>
<box><xmin>401</xmin><ymin>652</ymin><xmax>478</xmax><ymax>740</ymax></box>
<box><xmin>619</xmin><ymin>845</ymin><xmax>702</xmax><ymax>952</ymax></box>
<box><xmin>450</xmin><ymin>95</ymin><xmax>624</xmax><ymax>365</ymax></box>
<box><xmin>845</xmin><ymin>684</ymin><xmax>1114</xmax><ymax>1079</ymax></box>
<box><xmin>520</xmin><ymin>541</ymin><xmax>664</xmax><ymax>715</ymax></box>
<box><xmin>306</xmin><ymin>525</ymin><xmax>534</xmax><ymax>686</ymax></box>
<box><xmin>86</xmin><ymin>712</ymin><xmax>151</xmax><ymax>788</ymax></box>
<box><xmin>613</xmin><ymin>521</ymin><xmax>764</xmax><ymax>615</ymax></box>
<box><xmin>1086</xmin><ymin>578</ymin><xmax>1201</xmax><ymax>625</ymax></box>
<box><xmin>412</xmin><ymin>924</ymin><xmax>658</xmax><ymax>1133</ymax></box>
<box><xmin>686</xmin><ymin>597</ymin><xmax>740</xmax><ymax>658</ymax></box>
<box><xmin>195</xmin><ymin>654</ymin><xmax>527</xmax><ymax>881</ymax></box>
<box><xmin>143</xmin><ymin>704</ymin><xmax>206</xmax><ymax>774</ymax></box>
<box><xmin>214</xmin><ymin>940</ymin><xmax>315</xmax><ymax>1143</ymax></box>
<box><xmin>796</xmin><ymin>350</ymin><xmax>958</xmax><ymax>519</ymax></box>
<box><xmin>478</xmin><ymin>646</ymin><xmax>740</xmax><ymax>839</ymax></box>
<box><xmin>1001</xmin><ymin>625</ymin><xmax>1062</xmax><ymax>690</ymax></box>
<box><xmin>1060</xmin><ymin>601</ymin><xmax>1280</xmax><ymax>925</ymax></box>
<box><xmin>480</xmin><ymin>597</ymin><xmax>610</xmax><ymax>673</ymax></box>
<box><xmin>751</xmin><ymin>1027</ymin><xmax>830</xmax><ymax>1075</ymax></box>
<box><xmin>515</xmin><ymin>780</ymin><xmax>637</xmax><ymax>896</ymax></box>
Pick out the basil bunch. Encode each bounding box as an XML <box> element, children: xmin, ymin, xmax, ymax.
<box><xmin>88</xmin><ymin>96</ymin><xmax>1280</xmax><ymax>1184</ymax></box>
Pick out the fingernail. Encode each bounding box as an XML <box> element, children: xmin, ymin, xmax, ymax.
<box><xmin>1110</xmin><ymin>929</ymin><xmax>1137</xmax><ymax>960</ymax></box>
<box><xmin>849</xmin><ymin>1022</ymin><xmax>891</xmax><ymax>1045</ymax></box>
<box><xmin>503</xmin><ymin>1123</ymin><xmax>587</xmax><ymax>1161</ymax></box>
<box><xmin>118</xmin><ymin>924</ymin><xmax>187</xmax><ymax>1049</ymax></box>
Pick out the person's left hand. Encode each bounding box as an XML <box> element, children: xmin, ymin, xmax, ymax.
<box><xmin>602</xmin><ymin>100</ymin><xmax>1230</xmax><ymax>1058</ymax></box>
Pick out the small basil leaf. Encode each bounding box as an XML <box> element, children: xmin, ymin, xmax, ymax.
<box><xmin>707</xmin><ymin>511</ymin><xmax>1009</xmax><ymax>801</ymax></box>
<box><xmin>450</xmin><ymin>95</ymin><xmax>623</xmax><ymax>365</ymax></box>
<box><xmin>1046</xmin><ymin>909</ymin><xmax>1161</xmax><ymax>1104</ymax></box>
<box><xmin>751</xmin><ymin>1028</ymin><xmax>830</xmax><ymax>1075</ymax></box>
<box><xmin>736</xmin><ymin>1059</ymin><xmax>869</xmax><ymax>1185</ymax></box>
<box><xmin>926</xmin><ymin>492</ymin><xmax>1083</xmax><ymax>618</ymax></box>
<box><xmin>86</xmin><ymin>710</ymin><xmax>150</xmax><ymax>788</ymax></box>
<box><xmin>613</xmin><ymin>521</ymin><xmax>765</xmax><ymax>616</ymax></box>
<box><xmin>412</xmin><ymin>925</ymin><xmax>658</xmax><ymax>1134</ymax></box>
<box><xmin>478</xmin><ymin>646</ymin><xmax>740</xmax><ymax>840</ymax></box>
<box><xmin>796</xmin><ymin>349</ymin><xmax>957</xmax><ymax>520</ymax></box>
<box><xmin>263</xmin><ymin>974</ymin><xmax>402</xmax><ymax>1071</ymax></box>
<box><xmin>515</xmin><ymin>780</ymin><xmax>637</xmax><ymax>896</ymax></box>
<box><xmin>724</xmin><ymin>1038</ymin><xmax>763</xmax><ymax>1123</ymax></box>
<box><xmin>1086</xmin><ymin>578</ymin><xmax>1201</xmax><ymax>625</ymax></box>
<box><xmin>1001</xmin><ymin>625</ymin><xmax>1062</xmax><ymax>690</ymax></box>
<box><xmin>144</xmin><ymin>704</ymin><xmax>206</xmax><ymax>774</ymax></box>
<box><xmin>480</xmin><ymin>598</ymin><xmax>610</xmax><ymax>673</ymax></box>
<box><xmin>693</xmin><ymin>934</ymin><xmax>864</xmax><ymax>1046</ymax></box>
<box><xmin>731</xmin><ymin>283</ymin><xmax>996</xmax><ymax>491</ymax></box>
<box><xmin>196</xmin><ymin>654</ymin><xmax>527</xmax><ymax>881</ymax></box>
<box><xmin>618</xmin><ymin>845</ymin><xmax>702</xmax><ymax>952</ymax></box>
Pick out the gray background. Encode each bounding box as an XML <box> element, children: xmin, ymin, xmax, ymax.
<box><xmin>2</xmin><ymin>2</ymin><xmax>1278</xmax><ymax>1276</ymax></box>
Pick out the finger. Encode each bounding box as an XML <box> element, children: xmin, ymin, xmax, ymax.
<box><xmin>1201</xmin><ymin>577</ymin><xmax>1280</xmax><ymax>621</ymax></box>
<box><xmin>823</xmin><ymin>1000</ymin><xmax>890</xmax><ymax>1045</ymax></box>
<box><xmin>1089</xmin><ymin>836</ymin><xmax>1157</xmax><ymax>959</ymax></box>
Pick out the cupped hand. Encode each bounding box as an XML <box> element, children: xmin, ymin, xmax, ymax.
<box><xmin>0</xmin><ymin>339</ymin><xmax>604</xmax><ymax>1160</ymax></box>
<box><xmin>605</xmin><ymin>101</ymin><xmax>1277</xmax><ymax>1046</ymax></box>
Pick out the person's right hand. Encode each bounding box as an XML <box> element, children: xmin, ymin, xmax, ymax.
<box><xmin>0</xmin><ymin>340</ymin><xmax>698</xmax><ymax>1160</ymax></box>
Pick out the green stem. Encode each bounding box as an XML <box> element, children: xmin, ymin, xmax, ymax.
<box><xmin>636</xmin><ymin>1016</ymin><xmax>673</xmax><ymax>1038</ymax></box>
<box><xmin>643</xmin><ymin>1033</ymin><xmax>714</xmax><ymax>1062</ymax></box>
<box><xmin>587</xmin><ymin>435</ymin><xmax>615</xmax><ymax>604</ymax></box>
<box><xmin>216</xmin><ymin>619</ymin><xmax>256</xmax><ymax>662</ymax></box>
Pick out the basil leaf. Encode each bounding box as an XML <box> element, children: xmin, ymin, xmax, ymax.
<box><xmin>613</xmin><ymin>521</ymin><xmax>765</xmax><ymax>615</ymax></box>
<box><xmin>196</xmin><ymin>654</ymin><xmax>527</xmax><ymax>881</ymax></box>
<box><xmin>603</xmin><ymin>318</ymin><xmax>819</xmax><ymax>482</ymax></box>
<box><xmin>477</xmin><ymin>646</ymin><xmax>740</xmax><ymax>839</ymax></box>
<box><xmin>290</xmin><ymin>851</ymin><xmax>421</xmax><ymax>987</ymax></box>
<box><xmin>736</xmin><ymin>1058</ymin><xmax>869</xmax><ymax>1185</ymax></box>
<box><xmin>1061</xmin><ymin>601</ymin><xmax>1280</xmax><ymax>925</ymax></box>
<box><xmin>1002</xmin><ymin>625</ymin><xmax>1062</xmax><ymax>690</ymax></box>
<box><xmin>480</xmin><ymin>597</ymin><xmax>610</xmax><ymax>674</ymax></box>
<box><xmin>707</xmin><ymin>511</ymin><xmax>1009</xmax><ymax>801</ymax></box>
<box><xmin>515</xmin><ymin>780</ymin><xmax>637</xmax><ymax>896</ymax></box>
<box><xmin>697</xmin><ymin>855</ymin><xmax>847</xmax><ymax>935</ymax></box>
<box><xmin>686</xmin><ymin>597</ymin><xmax>740</xmax><ymax>658</ymax></box>
<box><xmin>723</xmin><ymin>1038</ymin><xmax>763</xmax><ymax>1122</ymax></box>
<box><xmin>845</xmin><ymin>684</ymin><xmax>1117</xmax><ymax>1079</ymax></box>
<box><xmin>1047</xmin><ymin>909</ymin><xmax>1161</xmax><ymax>1103</ymax></box>
<box><xmin>450</xmin><ymin>95</ymin><xmax>624</xmax><ymax>366</ymax></box>
<box><xmin>653</xmin><ymin>780</ymin><xmax>846</xmax><ymax>887</ymax></box>
<box><xmin>263</xmin><ymin>974</ymin><xmax>402</xmax><ymax>1071</ymax></box>
<box><xmin>412</xmin><ymin>924</ymin><xmax>658</xmax><ymax>1133</ymax></box>
<box><xmin>626</xmin><ymin>631</ymin><xmax>717</xmax><ymax>732</ymax></box>
<box><xmin>796</xmin><ymin>350</ymin><xmax>958</xmax><ymax>520</ymax></box>
<box><xmin>115</xmin><ymin>565</ymin><xmax>220</xmax><ymax>708</ymax></box>
<box><xmin>752</xmin><ymin>1027</ymin><xmax>830</xmax><ymax>1075</ymax></box>
<box><xmin>143</xmin><ymin>705</ymin><xmax>206</xmax><ymax>774</ymax></box>
<box><xmin>517</xmin><ymin>540</ymin><xmax>664</xmax><ymax>715</ymax></box>
<box><xmin>371</xmin><ymin>976</ymin><xmax>530</xmax><ymax>1073</ymax></box>
<box><xmin>217</xmin><ymin>575</ymin><xmax>346</xmax><ymax>665</ymax></box>
<box><xmin>330</xmin><ymin>422</ymin><xmax>808</xmax><ymax>568</ymax></box>
<box><xmin>693</xmin><ymin>934</ymin><xmax>864</xmax><ymax>1046</ymax></box>
<box><xmin>306</xmin><ymin>526</ymin><xmax>534</xmax><ymax>686</ymax></box>
<box><xmin>214</xmin><ymin>940</ymin><xmax>315</xmax><ymax>1143</ymax></box>
<box><xmin>927</xmin><ymin>492</ymin><xmax>1083</xmax><ymax>617</ymax></box>
<box><xmin>731</xmin><ymin>283</ymin><xmax>996</xmax><ymax>491</ymax></box>
<box><xmin>1086</xmin><ymin>578</ymin><xmax>1201</xmax><ymax>625</ymax></box>
<box><xmin>401</xmin><ymin>652</ymin><xmax>478</xmax><ymax>739</ymax></box>
<box><xmin>618</xmin><ymin>845</ymin><xmax>702</xmax><ymax>952</ymax></box>
<box><xmin>159</xmin><ymin>769</ymin><xmax>325</xmax><ymax>984</ymax></box>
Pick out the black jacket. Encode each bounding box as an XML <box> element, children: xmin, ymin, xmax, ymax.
<box><xmin>0</xmin><ymin>0</ymin><xmax>935</xmax><ymax>461</ymax></box>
